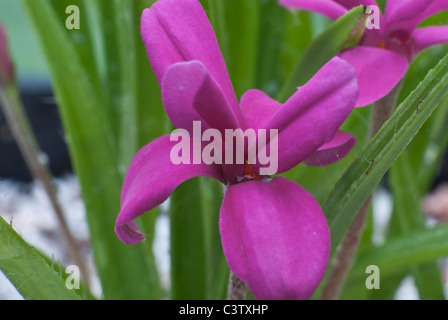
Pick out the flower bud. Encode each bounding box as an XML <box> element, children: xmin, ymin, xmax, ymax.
<box><xmin>0</xmin><ymin>23</ymin><xmax>15</xmax><ymax>86</ymax></box>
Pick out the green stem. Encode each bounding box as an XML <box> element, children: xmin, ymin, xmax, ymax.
<box><xmin>0</xmin><ymin>83</ymin><xmax>90</xmax><ymax>286</ymax></box>
<box><xmin>227</xmin><ymin>272</ymin><xmax>247</xmax><ymax>300</ymax></box>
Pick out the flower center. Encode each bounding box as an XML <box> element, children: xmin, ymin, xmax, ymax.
<box><xmin>380</xmin><ymin>29</ymin><xmax>418</xmax><ymax>61</ymax></box>
<box><xmin>236</xmin><ymin>161</ymin><xmax>261</xmax><ymax>183</ymax></box>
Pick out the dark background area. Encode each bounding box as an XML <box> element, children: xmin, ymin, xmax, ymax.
<box><xmin>0</xmin><ymin>78</ymin><xmax>72</xmax><ymax>182</ymax></box>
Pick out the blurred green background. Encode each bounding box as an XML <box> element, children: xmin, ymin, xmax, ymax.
<box><xmin>0</xmin><ymin>0</ymin><xmax>48</xmax><ymax>77</ymax></box>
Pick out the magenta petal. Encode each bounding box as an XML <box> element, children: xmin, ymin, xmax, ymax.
<box><xmin>304</xmin><ymin>130</ymin><xmax>356</xmax><ymax>166</ymax></box>
<box><xmin>385</xmin><ymin>0</ymin><xmax>408</xmax><ymax>14</ymax></box>
<box><xmin>335</xmin><ymin>0</ymin><xmax>378</xmax><ymax>9</ymax></box>
<box><xmin>386</xmin><ymin>0</ymin><xmax>448</xmax><ymax>31</ymax></box>
<box><xmin>220</xmin><ymin>177</ymin><xmax>330</xmax><ymax>300</ymax></box>
<box><xmin>141</xmin><ymin>0</ymin><xmax>240</xmax><ymax>117</ymax></box>
<box><xmin>413</xmin><ymin>26</ymin><xmax>448</xmax><ymax>51</ymax></box>
<box><xmin>162</xmin><ymin>61</ymin><xmax>241</xmax><ymax>133</ymax></box>
<box><xmin>416</xmin><ymin>0</ymin><xmax>448</xmax><ymax>23</ymax></box>
<box><xmin>240</xmin><ymin>89</ymin><xmax>282</xmax><ymax>130</ymax></box>
<box><xmin>339</xmin><ymin>46</ymin><xmax>409</xmax><ymax>107</ymax></box>
<box><xmin>263</xmin><ymin>57</ymin><xmax>358</xmax><ymax>174</ymax></box>
<box><xmin>386</xmin><ymin>0</ymin><xmax>433</xmax><ymax>26</ymax></box>
<box><xmin>279</xmin><ymin>0</ymin><xmax>348</xmax><ymax>20</ymax></box>
<box><xmin>116</xmin><ymin>134</ymin><xmax>224</xmax><ymax>244</ymax></box>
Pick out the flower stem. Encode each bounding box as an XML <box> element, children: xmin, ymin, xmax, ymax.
<box><xmin>227</xmin><ymin>272</ymin><xmax>247</xmax><ymax>300</ymax></box>
<box><xmin>320</xmin><ymin>83</ymin><xmax>403</xmax><ymax>300</ymax></box>
<box><xmin>320</xmin><ymin>195</ymin><xmax>372</xmax><ymax>300</ymax></box>
<box><xmin>0</xmin><ymin>83</ymin><xmax>90</xmax><ymax>286</ymax></box>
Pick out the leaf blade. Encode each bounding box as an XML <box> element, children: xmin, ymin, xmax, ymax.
<box><xmin>0</xmin><ymin>217</ymin><xmax>81</xmax><ymax>300</ymax></box>
<box><xmin>20</xmin><ymin>0</ymin><xmax>161</xmax><ymax>299</ymax></box>
<box><xmin>324</xmin><ymin>52</ymin><xmax>448</xmax><ymax>254</ymax></box>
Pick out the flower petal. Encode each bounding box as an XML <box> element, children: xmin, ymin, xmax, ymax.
<box><xmin>386</xmin><ymin>0</ymin><xmax>448</xmax><ymax>31</ymax></box>
<box><xmin>413</xmin><ymin>26</ymin><xmax>448</xmax><ymax>51</ymax></box>
<box><xmin>220</xmin><ymin>177</ymin><xmax>330</xmax><ymax>300</ymax></box>
<box><xmin>335</xmin><ymin>0</ymin><xmax>378</xmax><ymax>9</ymax></box>
<box><xmin>386</xmin><ymin>0</ymin><xmax>433</xmax><ymax>26</ymax></box>
<box><xmin>262</xmin><ymin>57</ymin><xmax>358</xmax><ymax>174</ymax></box>
<box><xmin>338</xmin><ymin>46</ymin><xmax>409</xmax><ymax>107</ymax></box>
<box><xmin>304</xmin><ymin>130</ymin><xmax>356</xmax><ymax>166</ymax></box>
<box><xmin>279</xmin><ymin>0</ymin><xmax>348</xmax><ymax>20</ymax></box>
<box><xmin>162</xmin><ymin>61</ymin><xmax>240</xmax><ymax>134</ymax></box>
<box><xmin>240</xmin><ymin>89</ymin><xmax>282</xmax><ymax>130</ymax></box>
<box><xmin>141</xmin><ymin>0</ymin><xmax>241</xmax><ymax>122</ymax></box>
<box><xmin>116</xmin><ymin>134</ymin><xmax>224</xmax><ymax>244</ymax></box>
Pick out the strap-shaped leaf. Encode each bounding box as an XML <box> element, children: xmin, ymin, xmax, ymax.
<box><xmin>0</xmin><ymin>217</ymin><xmax>81</xmax><ymax>300</ymax></box>
<box><xmin>278</xmin><ymin>6</ymin><xmax>366</xmax><ymax>102</ymax></box>
<box><xmin>350</xmin><ymin>223</ymin><xmax>448</xmax><ymax>281</ymax></box>
<box><xmin>389</xmin><ymin>154</ymin><xmax>445</xmax><ymax>299</ymax></box>
<box><xmin>20</xmin><ymin>0</ymin><xmax>161</xmax><ymax>299</ymax></box>
<box><xmin>324</xmin><ymin>52</ymin><xmax>448</xmax><ymax>253</ymax></box>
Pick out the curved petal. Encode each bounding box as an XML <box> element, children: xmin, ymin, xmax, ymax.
<box><xmin>279</xmin><ymin>0</ymin><xmax>348</xmax><ymax>20</ymax></box>
<box><xmin>261</xmin><ymin>57</ymin><xmax>358</xmax><ymax>174</ymax></box>
<box><xmin>386</xmin><ymin>0</ymin><xmax>433</xmax><ymax>26</ymax></box>
<box><xmin>385</xmin><ymin>0</ymin><xmax>411</xmax><ymax>15</ymax></box>
<box><xmin>162</xmin><ymin>61</ymin><xmax>240</xmax><ymax>134</ymax></box>
<box><xmin>338</xmin><ymin>46</ymin><xmax>409</xmax><ymax>107</ymax></box>
<box><xmin>141</xmin><ymin>0</ymin><xmax>243</xmax><ymax>125</ymax></box>
<box><xmin>220</xmin><ymin>177</ymin><xmax>330</xmax><ymax>300</ymax></box>
<box><xmin>386</xmin><ymin>0</ymin><xmax>448</xmax><ymax>31</ymax></box>
<box><xmin>116</xmin><ymin>134</ymin><xmax>224</xmax><ymax>244</ymax></box>
<box><xmin>304</xmin><ymin>130</ymin><xmax>356</xmax><ymax>166</ymax></box>
<box><xmin>240</xmin><ymin>89</ymin><xmax>282</xmax><ymax>130</ymax></box>
<box><xmin>413</xmin><ymin>26</ymin><xmax>448</xmax><ymax>51</ymax></box>
<box><xmin>335</xmin><ymin>0</ymin><xmax>378</xmax><ymax>9</ymax></box>
<box><xmin>416</xmin><ymin>0</ymin><xmax>448</xmax><ymax>23</ymax></box>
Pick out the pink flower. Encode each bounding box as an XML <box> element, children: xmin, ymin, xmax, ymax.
<box><xmin>280</xmin><ymin>0</ymin><xmax>448</xmax><ymax>106</ymax></box>
<box><xmin>0</xmin><ymin>23</ymin><xmax>14</xmax><ymax>85</ymax></box>
<box><xmin>115</xmin><ymin>0</ymin><xmax>360</xmax><ymax>299</ymax></box>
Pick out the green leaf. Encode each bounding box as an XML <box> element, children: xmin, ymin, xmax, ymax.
<box><xmin>389</xmin><ymin>153</ymin><xmax>445</xmax><ymax>299</ymax></box>
<box><xmin>324</xmin><ymin>51</ymin><xmax>448</xmax><ymax>254</ymax></box>
<box><xmin>49</xmin><ymin>0</ymin><xmax>102</xmax><ymax>92</ymax></box>
<box><xmin>343</xmin><ymin>269</ymin><xmax>407</xmax><ymax>300</ymax></box>
<box><xmin>397</xmin><ymin>44</ymin><xmax>448</xmax><ymax>192</ymax></box>
<box><xmin>277</xmin><ymin>10</ymin><xmax>314</xmax><ymax>90</ymax></box>
<box><xmin>256</xmin><ymin>0</ymin><xmax>287</xmax><ymax>97</ymax></box>
<box><xmin>20</xmin><ymin>0</ymin><xmax>161</xmax><ymax>299</ymax></box>
<box><xmin>112</xmin><ymin>0</ymin><xmax>139</xmax><ymax>170</ymax></box>
<box><xmin>277</xmin><ymin>5</ymin><xmax>366</xmax><ymax>102</ymax></box>
<box><xmin>207</xmin><ymin>0</ymin><xmax>229</xmax><ymax>65</ymax></box>
<box><xmin>390</xmin><ymin>154</ymin><xmax>425</xmax><ymax>231</ymax></box>
<box><xmin>0</xmin><ymin>216</ymin><xmax>80</xmax><ymax>300</ymax></box>
<box><xmin>350</xmin><ymin>223</ymin><xmax>448</xmax><ymax>282</ymax></box>
<box><xmin>223</xmin><ymin>0</ymin><xmax>260</xmax><ymax>98</ymax></box>
<box><xmin>370</xmin><ymin>49</ymin><xmax>448</xmax><ymax>300</ymax></box>
<box><xmin>133</xmin><ymin>0</ymin><xmax>168</xmax><ymax>148</ymax></box>
<box><xmin>199</xmin><ymin>178</ymin><xmax>229</xmax><ymax>300</ymax></box>
<box><xmin>169</xmin><ymin>178</ymin><xmax>207</xmax><ymax>299</ymax></box>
